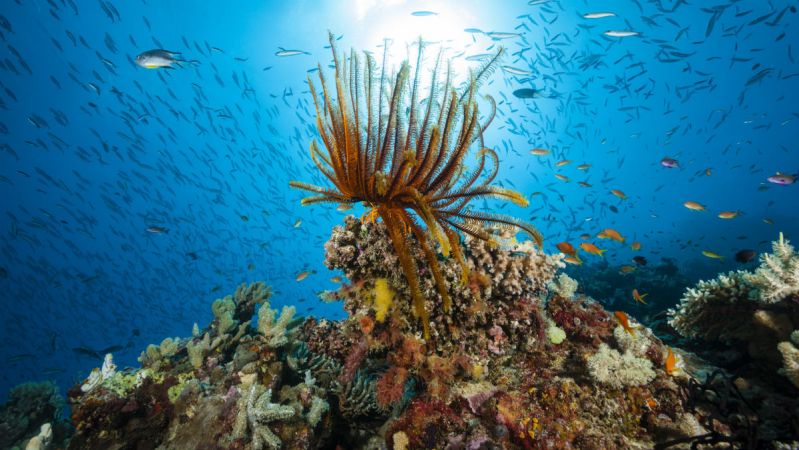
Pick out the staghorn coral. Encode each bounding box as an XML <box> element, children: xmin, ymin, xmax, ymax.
<box><xmin>257</xmin><ymin>303</ymin><xmax>297</xmax><ymax>348</ymax></box>
<box><xmin>289</xmin><ymin>32</ymin><xmax>542</xmax><ymax>338</ymax></box>
<box><xmin>746</xmin><ymin>232</ymin><xmax>799</xmax><ymax>303</ymax></box>
<box><xmin>242</xmin><ymin>384</ymin><xmax>296</xmax><ymax>450</ymax></box>
<box><xmin>586</xmin><ymin>343</ymin><xmax>656</xmax><ymax>389</ymax></box>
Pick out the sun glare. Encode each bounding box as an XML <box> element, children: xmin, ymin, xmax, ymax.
<box><xmin>353</xmin><ymin>0</ymin><xmax>479</xmax><ymax>78</ymax></box>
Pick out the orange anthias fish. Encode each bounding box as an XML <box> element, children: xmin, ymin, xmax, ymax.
<box><xmin>614</xmin><ymin>311</ymin><xmax>635</xmax><ymax>335</ymax></box>
<box><xmin>555</xmin><ymin>159</ymin><xmax>571</xmax><ymax>167</ymax></box>
<box><xmin>597</xmin><ymin>228</ymin><xmax>625</xmax><ymax>242</ymax></box>
<box><xmin>576</xmin><ymin>163</ymin><xmax>591</xmax><ymax>171</ymax></box>
<box><xmin>665</xmin><ymin>347</ymin><xmax>677</xmax><ymax>375</ymax></box>
<box><xmin>296</xmin><ymin>270</ymin><xmax>315</xmax><ymax>281</ymax></box>
<box><xmin>555</xmin><ymin>174</ymin><xmax>570</xmax><ymax>182</ymax></box>
<box><xmin>717</xmin><ymin>211</ymin><xmax>740</xmax><ymax>219</ymax></box>
<box><xmin>632</xmin><ymin>289</ymin><xmax>648</xmax><ymax>304</ymax></box>
<box><xmin>530</xmin><ymin>148</ymin><xmax>550</xmax><ymax>156</ymax></box>
<box><xmin>683</xmin><ymin>201</ymin><xmax>706</xmax><ymax>211</ymax></box>
<box><xmin>610</xmin><ymin>189</ymin><xmax>627</xmax><ymax>200</ymax></box>
<box><xmin>564</xmin><ymin>256</ymin><xmax>583</xmax><ymax>265</ymax></box>
<box><xmin>578</xmin><ymin>181</ymin><xmax>592</xmax><ymax>188</ymax></box>
<box><xmin>630</xmin><ymin>241</ymin><xmax>642</xmax><ymax>251</ymax></box>
<box><xmin>580</xmin><ymin>242</ymin><xmax>606</xmax><ymax>257</ymax></box>
<box><xmin>556</xmin><ymin>241</ymin><xmax>577</xmax><ymax>256</ymax></box>
<box><xmin>619</xmin><ymin>265</ymin><xmax>637</xmax><ymax>274</ymax></box>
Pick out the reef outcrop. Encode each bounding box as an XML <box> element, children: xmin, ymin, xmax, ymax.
<box><xmin>52</xmin><ymin>219</ymin><xmax>799</xmax><ymax>449</ymax></box>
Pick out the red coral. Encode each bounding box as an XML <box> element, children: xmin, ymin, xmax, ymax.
<box><xmin>387</xmin><ymin>399</ymin><xmax>465</xmax><ymax>449</ymax></box>
<box><xmin>548</xmin><ymin>296</ymin><xmax>612</xmax><ymax>347</ymax></box>
<box><xmin>376</xmin><ymin>366</ymin><xmax>408</xmax><ymax>408</ymax></box>
<box><xmin>338</xmin><ymin>338</ymin><xmax>368</xmax><ymax>384</ymax></box>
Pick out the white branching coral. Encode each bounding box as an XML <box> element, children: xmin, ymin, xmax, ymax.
<box><xmin>257</xmin><ymin>304</ymin><xmax>296</xmax><ymax>348</ymax></box>
<box><xmin>587</xmin><ymin>343</ymin><xmax>655</xmax><ymax>389</ymax></box>
<box><xmin>236</xmin><ymin>384</ymin><xmax>295</xmax><ymax>450</ymax></box>
<box><xmin>667</xmin><ymin>271</ymin><xmax>758</xmax><ymax>341</ymax></box>
<box><xmin>746</xmin><ymin>233</ymin><xmax>799</xmax><ymax>303</ymax></box>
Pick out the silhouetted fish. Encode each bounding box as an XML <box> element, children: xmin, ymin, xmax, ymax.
<box><xmin>735</xmin><ymin>249</ymin><xmax>757</xmax><ymax>263</ymax></box>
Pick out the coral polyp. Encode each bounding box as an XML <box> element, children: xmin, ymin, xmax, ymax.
<box><xmin>290</xmin><ymin>32</ymin><xmax>542</xmax><ymax>338</ymax></box>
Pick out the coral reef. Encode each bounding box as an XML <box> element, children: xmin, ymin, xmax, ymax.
<box><xmin>666</xmin><ymin>234</ymin><xmax>799</xmax><ymax>443</ymax></box>
<box><xmin>668</xmin><ymin>234</ymin><xmax>799</xmax><ymax>374</ymax></box>
<box><xmin>586</xmin><ymin>343</ymin><xmax>656</xmax><ymax>389</ymax></box>
<box><xmin>51</xmin><ymin>223</ymin><xmax>799</xmax><ymax>448</ymax></box>
<box><xmin>66</xmin><ymin>282</ymin><xmax>329</xmax><ymax>450</ymax></box>
<box><xmin>0</xmin><ymin>381</ymin><xmax>70</xmax><ymax>449</ymax></box>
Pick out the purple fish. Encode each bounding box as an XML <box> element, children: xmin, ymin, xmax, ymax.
<box><xmin>660</xmin><ymin>157</ymin><xmax>679</xmax><ymax>168</ymax></box>
<box><xmin>767</xmin><ymin>172</ymin><xmax>795</xmax><ymax>185</ymax></box>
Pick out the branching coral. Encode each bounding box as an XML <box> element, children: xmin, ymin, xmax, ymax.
<box><xmin>238</xmin><ymin>384</ymin><xmax>295</xmax><ymax>450</ymax></box>
<box><xmin>290</xmin><ymin>32</ymin><xmax>542</xmax><ymax>338</ymax></box>
<box><xmin>257</xmin><ymin>304</ymin><xmax>296</xmax><ymax>348</ymax></box>
<box><xmin>745</xmin><ymin>232</ymin><xmax>799</xmax><ymax>303</ymax></box>
<box><xmin>667</xmin><ymin>271</ymin><xmax>758</xmax><ymax>341</ymax></box>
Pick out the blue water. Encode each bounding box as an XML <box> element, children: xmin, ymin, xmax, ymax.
<box><xmin>0</xmin><ymin>0</ymin><xmax>797</xmax><ymax>401</ymax></box>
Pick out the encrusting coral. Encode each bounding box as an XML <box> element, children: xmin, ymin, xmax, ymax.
<box><xmin>586</xmin><ymin>343</ymin><xmax>656</xmax><ymax>389</ymax></box>
<box><xmin>289</xmin><ymin>32</ymin><xmax>542</xmax><ymax>338</ymax></box>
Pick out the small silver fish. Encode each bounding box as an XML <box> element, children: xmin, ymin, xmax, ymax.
<box><xmin>604</xmin><ymin>30</ymin><xmax>640</xmax><ymax>37</ymax></box>
<box><xmin>275</xmin><ymin>47</ymin><xmax>310</xmax><ymax>57</ymax></box>
<box><xmin>135</xmin><ymin>49</ymin><xmax>196</xmax><ymax>69</ymax></box>
<box><xmin>583</xmin><ymin>12</ymin><xmax>616</xmax><ymax>19</ymax></box>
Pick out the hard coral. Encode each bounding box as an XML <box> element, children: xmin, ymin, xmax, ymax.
<box><xmin>746</xmin><ymin>232</ymin><xmax>799</xmax><ymax>303</ymax></box>
<box><xmin>324</xmin><ymin>216</ymin><xmax>562</xmax><ymax>354</ymax></box>
<box><xmin>290</xmin><ymin>32</ymin><xmax>542</xmax><ymax>338</ymax></box>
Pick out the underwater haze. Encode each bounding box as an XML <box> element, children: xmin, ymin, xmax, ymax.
<box><xmin>0</xmin><ymin>0</ymin><xmax>798</xmax><ymax>410</ymax></box>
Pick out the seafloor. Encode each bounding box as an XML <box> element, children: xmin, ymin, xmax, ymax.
<box><xmin>3</xmin><ymin>218</ymin><xmax>799</xmax><ymax>449</ymax></box>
